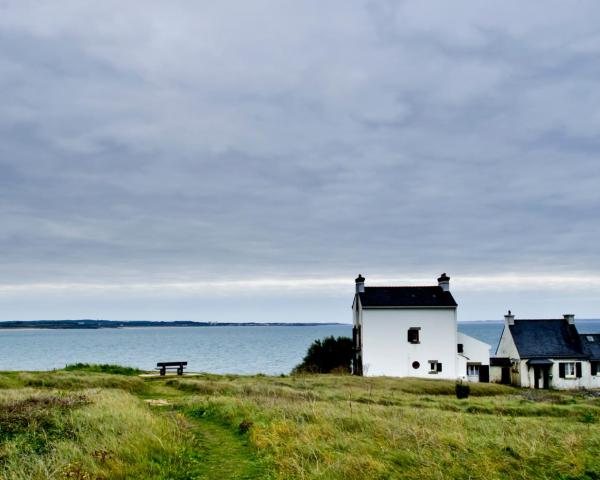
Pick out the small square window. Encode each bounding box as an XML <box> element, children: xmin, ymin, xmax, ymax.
<box><xmin>429</xmin><ymin>361</ymin><xmax>442</xmax><ymax>373</ymax></box>
<box><xmin>408</xmin><ymin>328</ymin><xmax>420</xmax><ymax>344</ymax></box>
<box><xmin>467</xmin><ymin>364</ymin><xmax>480</xmax><ymax>376</ymax></box>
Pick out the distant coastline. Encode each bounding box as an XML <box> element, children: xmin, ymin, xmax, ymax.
<box><xmin>0</xmin><ymin>320</ymin><xmax>347</xmax><ymax>330</ymax></box>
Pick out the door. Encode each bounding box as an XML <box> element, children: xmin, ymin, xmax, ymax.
<box><xmin>501</xmin><ymin>367</ymin><xmax>511</xmax><ymax>385</ymax></box>
<box><xmin>533</xmin><ymin>366</ymin><xmax>550</xmax><ymax>389</ymax></box>
<box><xmin>479</xmin><ymin>365</ymin><xmax>490</xmax><ymax>383</ymax></box>
<box><xmin>542</xmin><ymin>367</ymin><xmax>550</xmax><ymax>390</ymax></box>
<box><xmin>534</xmin><ymin>367</ymin><xmax>541</xmax><ymax>389</ymax></box>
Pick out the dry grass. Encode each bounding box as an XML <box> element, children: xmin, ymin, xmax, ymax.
<box><xmin>0</xmin><ymin>387</ymin><xmax>202</xmax><ymax>479</ymax></box>
<box><xmin>171</xmin><ymin>375</ymin><xmax>600</xmax><ymax>480</ymax></box>
<box><xmin>2</xmin><ymin>369</ymin><xmax>600</xmax><ymax>479</ymax></box>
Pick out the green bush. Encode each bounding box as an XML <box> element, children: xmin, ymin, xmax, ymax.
<box><xmin>63</xmin><ymin>363</ymin><xmax>143</xmax><ymax>376</ymax></box>
<box><xmin>292</xmin><ymin>336</ymin><xmax>353</xmax><ymax>374</ymax></box>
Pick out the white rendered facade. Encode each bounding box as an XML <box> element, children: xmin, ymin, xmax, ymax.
<box><xmin>352</xmin><ymin>274</ymin><xmax>490</xmax><ymax>381</ymax></box>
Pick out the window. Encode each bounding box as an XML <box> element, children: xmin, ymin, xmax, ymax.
<box><xmin>591</xmin><ymin>361</ymin><xmax>600</xmax><ymax>376</ymax></box>
<box><xmin>564</xmin><ymin>362</ymin><xmax>576</xmax><ymax>378</ymax></box>
<box><xmin>412</xmin><ymin>361</ymin><xmax>420</xmax><ymax>370</ymax></box>
<box><xmin>429</xmin><ymin>361</ymin><xmax>442</xmax><ymax>373</ymax></box>
<box><xmin>559</xmin><ymin>362</ymin><xmax>582</xmax><ymax>379</ymax></box>
<box><xmin>407</xmin><ymin>327</ymin><xmax>420</xmax><ymax>344</ymax></box>
<box><xmin>467</xmin><ymin>364</ymin><xmax>480</xmax><ymax>376</ymax></box>
<box><xmin>457</xmin><ymin>343</ymin><xmax>464</xmax><ymax>353</ymax></box>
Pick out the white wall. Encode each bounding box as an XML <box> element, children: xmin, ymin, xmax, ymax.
<box><xmin>517</xmin><ymin>359</ymin><xmax>594</xmax><ymax>389</ymax></box>
<box><xmin>360</xmin><ymin>308</ymin><xmax>457</xmax><ymax>378</ymax></box>
<box><xmin>457</xmin><ymin>332</ymin><xmax>490</xmax><ymax>382</ymax></box>
<box><xmin>550</xmin><ymin>360</ymin><xmax>588</xmax><ymax>390</ymax></box>
<box><xmin>589</xmin><ymin>365</ymin><xmax>600</xmax><ymax>388</ymax></box>
<box><xmin>489</xmin><ymin>365</ymin><xmax>504</xmax><ymax>383</ymax></box>
<box><xmin>495</xmin><ymin>325</ymin><xmax>519</xmax><ymax>358</ymax></box>
<box><xmin>458</xmin><ymin>333</ymin><xmax>490</xmax><ymax>364</ymax></box>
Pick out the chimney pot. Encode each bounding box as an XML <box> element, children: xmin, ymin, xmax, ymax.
<box><xmin>437</xmin><ymin>273</ymin><xmax>450</xmax><ymax>292</ymax></box>
<box><xmin>355</xmin><ymin>274</ymin><xmax>365</xmax><ymax>294</ymax></box>
<box><xmin>505</xmin><ymin>310</ymin><xmax>515</xmax><ymax>326</ymax></box>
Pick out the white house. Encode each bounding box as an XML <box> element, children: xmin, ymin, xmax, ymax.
<box><xmin>352</xmin><ymin>273</ymin><xmax>490</xmax><ymax>381</ymax></box>
<box><xmin>493</xmin><ymin>312</ymin><xmax>600</xmax><ymax>389</ymax></box>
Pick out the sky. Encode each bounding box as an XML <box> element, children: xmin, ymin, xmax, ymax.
<box><xmin>1</xmin><ymin>1</ymin><xmax>600</xmax><ymax>322</ymax></box>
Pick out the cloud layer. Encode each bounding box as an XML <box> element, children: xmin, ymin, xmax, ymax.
<box><xmin>1</xmin><ymin>1</ymin><xmax>600</xmax><ymax>320</ymax></box>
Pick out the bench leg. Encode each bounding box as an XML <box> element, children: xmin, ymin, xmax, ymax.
<box><xmin>177</xmin><ymin>368</ymin><xmax>183</xmax><ymax>375</ymax></box>
<box><xmin>160</xmin><ymin>367</ymin><xmax>166</xmax><ymax>376</ymax></box>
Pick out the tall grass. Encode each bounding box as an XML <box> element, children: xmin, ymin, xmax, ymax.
<box><xmin>171</xmin><ymin>375</ymin><xmax>600</xmax><ymax>480</ymax></box>
<box><xmin>0</xmin><ymin>388</ymin><xmax>202</xmax><ymax>480</ymax></box>
<box><xmin>3</xmin><ymin>370</ymin><xmax>600</xmax><ymax>479</ymax></box>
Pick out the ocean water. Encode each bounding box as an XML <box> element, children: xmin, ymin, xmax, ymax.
<box><xmin>1</xmin><ymin>320</ymin><xmax>599</xmax><ymax>374</ymax></box>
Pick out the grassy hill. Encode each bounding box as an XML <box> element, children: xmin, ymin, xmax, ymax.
<box><xmin>1</xmin><ymin>368</ymin><xmax>599</xmax><ymax>479</ymax></box>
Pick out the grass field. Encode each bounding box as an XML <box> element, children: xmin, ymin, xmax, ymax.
<box><xmin>1</xmin><ymin>367</ymin><xmax>599</xmax><ymax>479</ymax></box>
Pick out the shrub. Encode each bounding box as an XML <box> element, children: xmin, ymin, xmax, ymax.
<box><xmin>292</xmin><ymin>336</ymin><xmax>353</xmax><ymax>374</ymax></box>
<box><xmin>63</xmin><ymin>363</ymin><xmax>143</xmax><ymax>376</ymax></box>
<box><xmin>456</xmin><ymin>382</ymin><xmax>470</xmax><ymax>399</ymax></box>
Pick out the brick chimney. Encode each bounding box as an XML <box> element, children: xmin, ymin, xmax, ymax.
<box><xmin>505</xmin><ymin>310</ymin><xmax>515</xmax><ymax>326</ymax></box>
<box><xmin>563</xmin><ymin>314</ymin><xmax>575</xmax><ymax>325</ymax></box>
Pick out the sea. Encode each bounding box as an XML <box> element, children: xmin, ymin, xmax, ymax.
<box><xmin>1</xmin><ymin>320</ymin><xmax>600</xmax><ymax>375</ymax></box>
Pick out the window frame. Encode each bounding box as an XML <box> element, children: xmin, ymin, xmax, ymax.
<box><xmin>407</xmin><ymin>327</ymin><xmax>420</xmax><ymax>344</ymax></box>
<box><xmin>466</xmin><ymin>363</ymin><xmax>480</xmax><ymax>377</ymax></box>
<box><xmin>564</xmin><ymin>362</ymin><xmax>576</xmax><ymax>378</ymax></box>
<box><xmin>428</xmin><ymin>360</ymin><xmax>442</xmax><ymax>374</ymax></box>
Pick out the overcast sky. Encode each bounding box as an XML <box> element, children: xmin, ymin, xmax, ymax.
<box><xmin>1</xmin><ymin>1</ymin><xmax>600</xmax><ymax>322</ymax></box>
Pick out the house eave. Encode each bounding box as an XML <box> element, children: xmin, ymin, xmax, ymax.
<box><xmin>518</xmin><ymin>354</ymin><xmax>588</xmax><ymax>360</ymax></box>
<box><xmin>362</xmin><ymin>305</ymin><xmax>457</xmax><ymax>310</ymax></box>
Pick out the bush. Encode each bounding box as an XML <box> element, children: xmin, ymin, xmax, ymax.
<box><xmin>456</xmin><ymin>382</ymin><xmax>470</xmax><ymax>399</ymax></box>
<box><xmin>63</xmin><ymin>363</ymin><xmax>143</xmax><ymax>376</ymax></box>
<box><xmin>292</xmin><ymin>336</ymin><xmax>353</xmax><ymax>374</ymax></box>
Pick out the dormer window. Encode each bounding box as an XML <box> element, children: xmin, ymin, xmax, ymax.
<box><xmin>407</xmin><ymin>327</ymin><xmax>420</xmax><ymax>344</ymax></box>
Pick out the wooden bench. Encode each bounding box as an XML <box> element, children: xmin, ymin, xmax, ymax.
<box><xmin>156</xmin><ymin>361</ymin><xmax>187</xmax><ymax>376</ymax></box>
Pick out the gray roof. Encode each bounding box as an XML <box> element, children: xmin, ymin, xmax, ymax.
<box><xmin>358</xmin><ymin>286</ymin><xmax>457</xmax><ymax>308</ymax></box>
<box><xmin>580</xmin><ymin>334</ymin><xmax>600</xmax><ymax>361</ymax></box>
<box><xmin>509</xmin><ymin>319</ymin><xmax>587</xmax><ymax>359</ymax></box>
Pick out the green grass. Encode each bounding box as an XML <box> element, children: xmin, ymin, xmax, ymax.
<box><xmin>1</xmin><ymin>369</ymin><xmax>600</xmax><ymax>479</ymax></box>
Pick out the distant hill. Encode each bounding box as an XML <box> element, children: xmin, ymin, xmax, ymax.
<box><xmin>0</xmin><ymin>320</ymin><xmax>345</xmax><ymax>329</ymax></box>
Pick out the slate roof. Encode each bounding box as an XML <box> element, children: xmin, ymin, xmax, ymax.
<box><xmin>509</xmin><ymin>319</ymin><xmax>587</xmax><ymax>359</ymax></box>
<box><xmin>580</xmin><ymin>334</ymin><xmax>600</xmax><ymax>361</ymax></box>
<box><xmin>358</xmin><ymin>286</ymin><xmax>457</xmax><ymax>308</ymax></box>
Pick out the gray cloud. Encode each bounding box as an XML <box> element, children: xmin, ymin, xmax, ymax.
<box><xmin>1</xmin><ymin>1</ymin><xmax>600</xmax><ymax>320</ymax></box>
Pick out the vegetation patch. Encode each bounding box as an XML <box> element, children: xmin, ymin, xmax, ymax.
<box><xmin>0</xmin><ymin>391</ymin><xmax>88</xmax><ymax>458</ymax></box>
<box><xmin>2</xmin><ymin>370</ymin><xmax>600</xmax><ymax>479</ymax></box>
<box><xmin>292</xmin><ymin>336</ymin><xmax>353</xmax><ymax>374</ymax></box>
<box><xmin>63</xmin><ymin>363</ymin><xmax>144</xmax><ymax>376</ymax></box>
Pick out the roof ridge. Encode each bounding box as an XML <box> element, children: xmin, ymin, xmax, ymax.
<box><xmin>365</xmin><ymin>285</ymin><xmax>441</xmax><ymax>289</ymax></box>
<box><xmin>513</xmin><ymin>318</ymin><xmax>566</xmax><ymax>321</ymax></box>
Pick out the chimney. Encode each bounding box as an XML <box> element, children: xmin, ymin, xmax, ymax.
<box><xmin>437</xmin><ymin>273</ymin><xmax>450</xmax><ymax>292</ymax></box>
<box><xmin>563</xmin><ymin>314</ymin><xmax>575</xmax><ymax>325</ymax></box>
<box><xmin>355</xmin><ymin>274</ymin><xmax>365</xmax><ymax>294</ymax></box>
<box><xmin>504</xmin><ymin>310</ymin><xmax>515</xmax><ymax>326</ymax></box>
